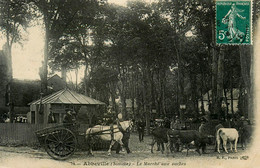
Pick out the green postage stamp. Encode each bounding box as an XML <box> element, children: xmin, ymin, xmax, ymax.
<box><xmin>216</xmin><ymin>0</ymin><xmax>252</xmax><ymax>45</ymax></box>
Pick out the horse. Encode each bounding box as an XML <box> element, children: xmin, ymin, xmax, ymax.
<box><xmin>85</xmin><ymin>120</ymin><xmax>133</xmax><ymax>156</ymax></box>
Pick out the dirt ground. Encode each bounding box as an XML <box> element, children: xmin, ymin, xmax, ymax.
<box><xmin>0</xmin><ymin>133</ymin><xmax>258</xmax><ymax>168</ymax></box>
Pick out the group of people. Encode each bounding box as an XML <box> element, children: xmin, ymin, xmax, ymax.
<box><xmin>47</xmin><ymin>109</ymin><xmax>77</xmax><ymax>124</ymax></box>
<box><xmin>63</xmin><ymin>110</ymin><xmax>77</xmax><ymax>124</ymax></box>
<box><xmin>0</xmin><ymin>113</ymin><xmax>10</xmax><ymax>123</ymax></box>
<box><xmin>51</xmin><ymin>108</ymin><xmax>252</xmax><ymax>155</ymax></box>
<box><xmin>135</xmin><ymin>116</ymin><xmax>177</xmax><ymax>143</ymax></box>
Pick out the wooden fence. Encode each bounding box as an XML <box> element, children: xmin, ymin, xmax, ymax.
<box><xmin>0</xmin><ymin>123</ymin><xmax>88</xmax><ymax>146</ymax></box>
<box><xmin>0</xmin><ymin>123</ymin><xmax>112</xmax><ymax>150</ymax></box>
<box><xmin>0</xmin><ymin>123</ymin><xmax>44</xmax><ymax>146</ymax></box>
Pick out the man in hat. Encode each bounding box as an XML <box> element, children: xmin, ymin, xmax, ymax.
<box><xmin>164</xmin><ymin>117</ymin><xmax>171</xmax><ymax>129</ymax></box>
<box><xmin>137</xmin><ymin>118</ymin><xmax>145</xmax><ymax>142</ymax></box>
<box><xmin>63</xmin><ymin>109</ymin><xmax>76</xmax><ymax>124</ymax></box>
<box><xmin>115</xmin><ymin>113</ymin><xmax>131</xmax><ymax>154</ymax></box>
<box><xmin>48</xmin><ymin>111</ymin><xmax>56</xmax><ymax>123</ymax></box>
<box><xmin>117</xmin><ymin>113</ymin><xmax>123</xmax><ymax>121</ymax></box>
<box><xmin>199</xmin><ymin>121</ymin><xmax>206</xmax><ymax>133</ymax></box>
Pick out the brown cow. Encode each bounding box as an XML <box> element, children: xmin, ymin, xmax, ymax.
<box><xmin>167</xmin><ymin>130</ymin><xmax>211</xmax><ymax>156</ymax></box>
<box><xmin>151</xmin><ymin>127</ymin><xmax>170</xmax><ymax>153</ymax></box>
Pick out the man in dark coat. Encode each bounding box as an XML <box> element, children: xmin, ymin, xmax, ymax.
<box><xmin>63</xmin><ymin>109</ymin><xmax>76</xmax><ymax>124</ymax></box>
<box><xmin>48</xmin><ymin>112</ymin><xmax>56</xmax><ymax>123</ymax></box>
<box><xmin>115</xmin><ymin>113</ymin><xmax>131</xmax><ymax>154</ymax></box>
<box><xmin>116</xmin><ymin>127</ymin><xmax>131</xmax><ymax>154</ymax></box>
<box><xmin>164</xmin><ymin>117</ymin><xmax>171</xmax><ymax>129</ymax></box>
<box><xmin>137</xmin><ymin>118</ymin><xmax>146</xmax><ymax>142</ymax></box>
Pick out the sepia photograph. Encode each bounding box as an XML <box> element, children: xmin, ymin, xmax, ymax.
<box><xmin>0</xmin><ymin>0</ymin><xmax>259</xmax><ymax>167</ymax></box>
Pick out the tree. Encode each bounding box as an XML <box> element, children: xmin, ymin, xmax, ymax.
<box><xmin>42</xmin><ymin>0</ymin><xmax>257</xmax><ymax>125</ymax></box>
<box><xmin>94</xmin><ymin>1</ymin><xmax>176</xmax><ymax>132</ymax></box>
<box><xmin>48</xmin><ymin>35</ymin><xmax>84</xmax><ymax>85</ymax></box>
<box><xmin>32</xmin><ymin>0</ymin><xmax>99</xmax><ymax>94</ymax></box>
<box><xmin>0</xmin><ymin>0</ymin><xmax>33</xmax><ymax>120</ymax></box>
<box><xmin>90</xmin><ymin>66</ymin><xmax>118</xmax><ymax>106</ymax></box>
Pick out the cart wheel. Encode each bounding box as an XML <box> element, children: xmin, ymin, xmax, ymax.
<box><xmin>44</xmin><ymin>128</ymin><xmax>77</xmax><ymax>160</ymax></box>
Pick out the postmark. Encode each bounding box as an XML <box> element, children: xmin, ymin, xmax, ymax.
<box><xmin>216</xmin><ymin>0</ymin><xmax>252</xmax><ymax>45</ymax></box>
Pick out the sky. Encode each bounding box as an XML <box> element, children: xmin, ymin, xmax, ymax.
<box><xmin>0</xmin><ymin>26</ymin><xmax>44</xmax><ymax>80</ymax></box>
<box><xmin>0</xmin><ymin>0</ymin><xmax>154</xmax><ymax>82</ymax></box>
<box><xmin>11</xmin><ymin>26</ymin><xmax>45</xmax><ymax>80</ymax></box>
<box><xmin>109</xmin><ymin>0</ymin><xmax>154</xmax><ymax>6</ymax></box>
<box><xmin>108</xmin><ymin>0</ymin><xmax>128</xmax><ymax>6</ymax></box>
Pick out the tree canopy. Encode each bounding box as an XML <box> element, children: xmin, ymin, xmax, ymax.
<box><xmin>2</xmin><ymin>0</ymin><xmax>258</xmax><ymax>129</ymax></box>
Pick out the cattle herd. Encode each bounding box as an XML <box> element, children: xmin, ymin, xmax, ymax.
<box><xmin>150</xmin><ymin>122</ymin><xmax>252</xmax><ymax>157</ymax></box>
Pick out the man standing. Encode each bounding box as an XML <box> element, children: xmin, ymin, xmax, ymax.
<box><xmin>137</xmin><ymin>118</ymin><xmax>145</xmax><ymax>142</ymax></box>
<box><xmin>116</xmin><ymin>126</ymin><xmax>131</xmax><ymax>154</ymax></box>
<box><xmin>63</xmin><ymin>109</ymin><xmax>76</xmax><ymax>124</ymax></box>
<box><xmin>48</xmin><ymin>111</ymin><xmax>56</xmax><ymax>123</ymax></box>
<box><xmin>164</xmin><ymin>117</ymin><xmax>171</xmax><ymax>129</ymax></box>
<box><xmin>115</xmin><ymin>113</ymin><xmax>131</xmax><ymax>154</ymax></box>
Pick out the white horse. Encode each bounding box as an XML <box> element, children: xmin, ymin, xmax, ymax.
<box><xmin>86</xmin><ymin>120</ymin><xmax>133</xmax><ymax>156</ymax></box>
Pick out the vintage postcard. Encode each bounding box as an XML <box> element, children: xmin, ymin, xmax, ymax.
<box><xmin>0</xmin><ymin>0</ymin><xmax>259</xmax><ymax>168</ymax></box>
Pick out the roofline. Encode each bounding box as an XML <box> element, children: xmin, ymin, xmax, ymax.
<box><xmin>28</xmin><ymin>88</ymin><xmax>106</xmax><ymax>105</ymax></box>
<box><xmin>29</xmin><ymin>102</ymin><xmax>106</xmax><ymax>105</ymax></box>
<box><xmin>28</xmin><ymin>89</ymin><xmax>66</xmax><ymax>105</ymax></box>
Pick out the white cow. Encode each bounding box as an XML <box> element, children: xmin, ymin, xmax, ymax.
<box><xmin>216</xmin><ymin>128</ymin><xmax>239</xmax><ymax>153</ymax></box>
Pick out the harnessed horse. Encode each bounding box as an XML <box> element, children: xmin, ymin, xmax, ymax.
<box><xmin>86</xmin><ymin>120</ymin><xmax>133</xmax><ymax>156</ymax></box>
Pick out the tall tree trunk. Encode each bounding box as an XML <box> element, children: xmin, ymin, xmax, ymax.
<box><xmin>194</xmin><ymin>75</ymin><xmax>199</xmax><ymax>113</ymax></box>
<box><xmin>75</xmin><ymin>68</ymin><xmax>78</xmax><ymax>91</ymax></box>
<box><xmin>143</xmin><ymin>66</ymin><xmax>151</xmax><ymax>134</ymax></box>
<box><xmin>42</xmin><ymin>20</ymin><xmax>50</xmax><ymax>94</ymax></box>
<box><xmin>211</xmin><ymin>24</ymin><xmax>218</xmax><ymax>115</ymax></box>
<box><xmin>238</xmin><ymin>80</ymin><xmax>244</xmax><ymax>116</ymax></box>
<box><xmin>239</xmin><ymin>46</ymin><xmax>251</xmax><ymax>95</ymax></box>
<box><xmin>84</xmin><ymin>57</ymin><xmax>90</xmax><ymax>96</ymax></box>
<box><xmin>118</xmin><ymin>67</ymin><xmax>127</xmax><ymax>119</ymax></box>
<box><xmin>84</xmin><ymin>67</ymin><xmax>88</xmax><ymax>95</ymax></box>
<box><xmin>160</xmin><ymin>69</ymin><xmax>167</xmax><ymax>116</ymax></box>
<box><xmin>136</xmin><ymin>86</ymin><xmax>142</xmax><ymax>117</ymax></box>
<box><xmin>61</xmin><ymin>65</ymin><xmax>67</xmax><ymax>83</ymax></box>
<box><xmin>207</xmin><ymin>91</ymin><xmax>210</xmax><ymax>106</ymax></box>
<box><xmin>200</xmin><ymin>89</ymin><xmax>205</xmax><ymax>115</ymax></box>
<box><xmin>228</xmin><ymin>65</ymin><xmax>234</xmax><ymax>117</ymax></box>
<box><xmin>190</xmin><ymin>70</ymin><xmax>198</xmax><ymax>115</ymax></box>
<box><xmin>239</xmin><ymin>45</ymin><xmax>252</xmax><ymax>120</ymax></box>
<box><xmin>223</xmin><ymin>88</ymin><xmax>228</xmax><ymax>119</ymax></box>
<box><xmin>154</xmin><ymin>68</ymin><xmax>160</xmax><ymax>118</ymax></box>
<box><xmin>5</xmin><ymin>33</ymin><xmax>14</xmax><ymax>121</ymax></box>
<box><xmin>216</xmin><ymin>47</ymin><xmax>225</xmax><ymax>119</ymax></box>
<box><xmin>109</xmin><ymin>81</ymin><xmax>118</xmax><ymax>115</ymax></box>
<box><xmin>230</xmin><ymin>76</ymin><xmax>234</xmax><ymax>117</ymax></box>
<box><xmin>175</xmin><ymin>42</ymin><xmax>185</xmax><ymax>121</ymax></box>
<box><xmin>4</xmin><ymin>1</ymin><xmax>14</xmax><ymax>121</ymax></box>
<box><xmin>131</xmin><ymin>94</ymin><xmax>135</xmax><ymax>119</ymax></box>
<box><xmin>200</xmin><ymin>71</ymin><xmax>205</xmax><ymax>114</ymax></box>
<box><xmin>131</xmin><ymin>70</ymin><xmax>136</xmax><ymax>118</ymax></box>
